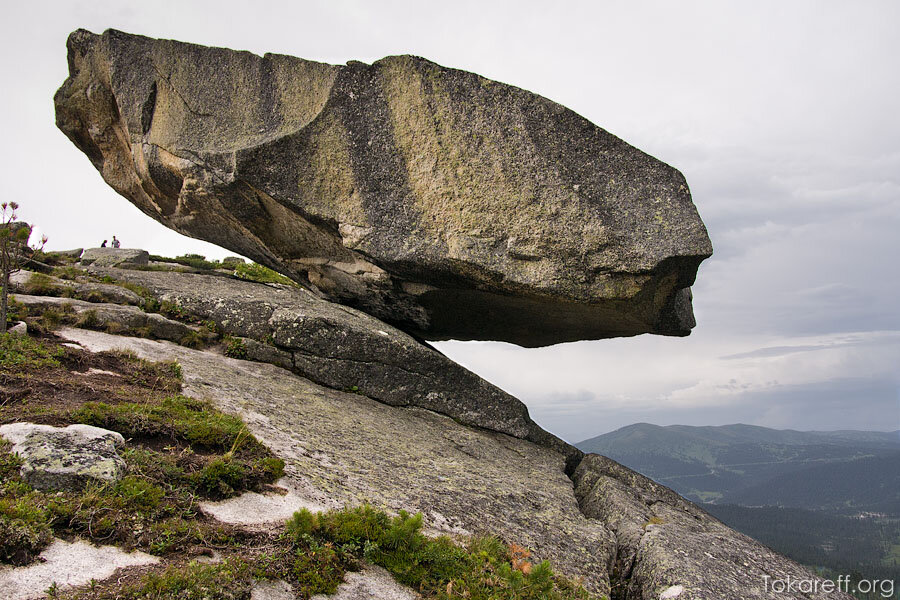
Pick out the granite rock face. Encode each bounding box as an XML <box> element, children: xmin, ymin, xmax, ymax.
<box><xmin>60</xmin><ymin>329</ymin><xmax>853</xmax><ymax>599</ymax></box>
<box><xmin>55</xmin><ymin>28</ymin><xmax>712</xmax><ymax>347</ymax></box>
<box><xmin>13</xmin><ymin>294</ymin><xmax>198</xmax><ymax>343</ymax></box>
<box><xmin>0</xmin><ymin>423</ymin><xmax>126</xmax><ymax>491</ymax></box>
<box><xmin>84</xmin><ymin>266</ymin><xmax>576</xmax><ymax>463</ymax></box>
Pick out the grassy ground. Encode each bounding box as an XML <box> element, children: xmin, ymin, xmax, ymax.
<box><xmin>1</xmin><ymin>312</ymin><xmax>600</xmax><ymax>598</ymax></box>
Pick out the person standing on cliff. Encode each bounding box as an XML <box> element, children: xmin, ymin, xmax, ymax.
<box><xmin>111</xmin><ymin>236</ymin><xmax>120</xmax><ymax>248</ymax></box>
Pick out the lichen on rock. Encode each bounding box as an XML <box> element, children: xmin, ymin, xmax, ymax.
<box><xmin>0</xmin><ymin>422</ymin><xmax>126</xmax><ymax>491</ymax></box>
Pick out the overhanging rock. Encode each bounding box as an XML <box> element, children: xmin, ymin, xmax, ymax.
<box><xmin>55</xmin><ymin>28</ymin><xmax>712</xmax><ymax>347</ymax></box>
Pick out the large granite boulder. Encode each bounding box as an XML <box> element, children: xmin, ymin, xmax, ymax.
<box><xmin>0</xmin><ymin>423</ymin><xmax>126</xmax><ymax>491</ymax></box>
<box><xmin>55</xmin><ymin>28</ymin><xmax>712</xmax><ymax>347</ymax></box>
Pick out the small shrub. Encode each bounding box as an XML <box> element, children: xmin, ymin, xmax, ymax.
<box><xmin>142</xmin><ymin>297</ymin><xmax>161</xmax><ymax>313</ymax></box>
<box><xmin>223</xmin><ymin>336</ymin><xmax>247</xmax><ymax>359</ymax></box>
<box><xmin>160</xmin><ymin>301</ymin><xmax>191</xmax><ymax>321</ymax></box>
<box><xmin>75</xmin><ymin>309</ymin><xmax>101</xmax><ymax>329</ymax></box>
<box><xmin>179</xmin><ymin>329</ymin><xmax>206</xmax><ymax>349</ymax></box>
<box><xmin>104</xmin><ymin>320</ymin><xmax>125</xmax><ymax>335</ymax></box>
<box><xmin>221</xmin><ymin>256</ymin><xmax>245</xmax><ymax>269</ymax></box>
<box><xmin>286</xmin><ymin>508</ymin><xmax>318</xmax><ymax>539</ymax></box>
<box><xmin>114</xmin><ymin>476</ymin><xmax>165</xmax><ymax>511</ymax></box>
<box><xmin>51</xmin><ymin>266</ymin><xmax>86</xmax><ymax>281</ymax></box>
<box><xmin>5</xmin><ymin>297</ymin><xmax>26</xmax><ymax>322</ymax></box>
<box><xmin>192</xmin><ymin>458</ymin><xmax>247</xmax><ymax>499</ymax></box>
<box><xmin>149</xmin><ymin>254</ymin><xmax>221</xmax><ymax>271</ymax></box>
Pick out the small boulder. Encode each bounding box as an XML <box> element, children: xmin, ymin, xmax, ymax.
<box><xmin>7</xmin><ymin>321</ymin><xmax>27</xmax><ymax>337</ymax></box>
<box><xmin>80</xmin><ymin>248</ymin><xmax>149</xmax><ymax>267</ymax></box>
<box><xmin>0</xmin><ymin>423</ymin><xmax>126</xmax><ymax>491</ymax></box>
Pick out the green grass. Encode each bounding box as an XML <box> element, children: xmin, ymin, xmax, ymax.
<box><xmin>0</xmin><ymin>393</ymin><xmax>285</xmax><ymax>566</ymax></box>
<box><xmin>149</xmin><ymin>254</ymin><xmax>223</xmax><ymax>271</ymax></box>
<box><xmin>0</xmin><ymin>333</ymin><xmax>64</xmax><ymax>370</ymax></box>
<box><xmin>83</xmin><ymin>504</ymin><xmax>596</xmax><ymax>600</ymax></box>
<box><xmin>280</xmin><ymin>505</ymin><xmax>593</xmax><ymax>599</ymax></box>
<box><xmin>50</xmin><ymin>266</ymin><xmax>87</xmax><ymax>281</ymax></box>
<box><xmin>23</xmin><ymin>272</ymin><xmax>71</xmax><ymax>297</ymax></box>
<box><xmin>115</xmin><ymin>558</ymin><xmax>254</xmax><ymax>600</ymax></box>
<box><xmin>233</xmin><ymin>262</ymin><xmax>296</xmax><ymax>286</ymax></box>
<box><xmin>74</xmin><ymin>395</ymin><xmax>252</xmax><ymax>452</ymax></box>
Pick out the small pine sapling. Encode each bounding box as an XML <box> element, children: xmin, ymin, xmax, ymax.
<box><xmin>1</xmin><ymin>202</ymin><xmax>46</xmax><ymax>333</ymax></box>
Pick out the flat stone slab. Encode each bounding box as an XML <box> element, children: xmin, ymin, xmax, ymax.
<box><xmin>83</xmin><ymin>268</ymin><xmax>576</xmax><ymax>462</ymax></box>
<box><xmin>80</xmin><ymin>247</ymin><xmax>149</xmax><ymax>267</ymax></box>
<box><xmin>0</xmin><ymin>423</ymin><xmax>125</xmax><ymax>491</ymax></box>
<box><xmin>310</xmin><ymin>566</ymin><xmax>419</xmax><ymax>600</ymax></box>
<box><xmin>251</xmin><ymin>579</ymin><xmax>295</xmax><ymax>600</ymax></box>
<box><xmin>0</xmin><ymin>538</ymin><xmax>158</xmax><ymax>600</ymax></box>
<box><xmin>11</xmin><ymin>270</ymin><xmax>143</xmax><ymax>306</ymax></box>
<box><xmin>12</xmin><ymin>294</ymin><xmax>196</xmax><ymax>343</ymax></box>
<box><xmin>200</xmin><ymin>479</ymin><xmax>327</xmax><ymax>525</ymax></box>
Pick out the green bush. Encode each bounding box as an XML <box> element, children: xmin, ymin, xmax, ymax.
<box><xmin>149</xmin><ymin>254</ymin><xmax>222</xmax><ymax>271</ymax></box>
<box><xmin>223</xmin><ymin>336</ymin><xmax>248</xmax><ymax>359</ymax></box>
<box><xmin>282</xmin><ymin>505</ymin><xmax>593</xmax><ymax>600</ymax></box>
<box><xmin>192</xmin><ymin>459</ymin><xmax>247</xmax><ymax>499</ymax></box>
<box><xmin>233</xmin><ymin>262</ymin><xmax>296</xmax><ymax>286</ymax></box>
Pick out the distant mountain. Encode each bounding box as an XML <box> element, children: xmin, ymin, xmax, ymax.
<box><xmin>720</xmin><ymin>451</ymin><xmax>900</xmax><ymax>513</ymax></box>
<box><xmin>576</xmin><ymin>423</ymin><xmax>900</xmax><ymax>509</ymax></box>
<box><xmin>703</xmin><ymin>504</ymin><xmax>900</xmax><ymax>583</ymax></box>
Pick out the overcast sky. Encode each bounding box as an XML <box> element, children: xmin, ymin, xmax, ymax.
<box><xmin>3</xmin><ymin>1</ymin><xmax>897</xmax><ymax>442</ymax></box>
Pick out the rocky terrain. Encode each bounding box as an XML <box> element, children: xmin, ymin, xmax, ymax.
<box><xmin>1</xmin><ymin>253</ymin><xmax>853</xmax><ymax>599</ymax></box>
<box><xmin>0</xmin><ymin>28</ymin><xmax>847</xmax><ymax>598</ymax></box>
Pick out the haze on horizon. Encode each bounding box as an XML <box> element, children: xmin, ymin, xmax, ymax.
<box><xmin>3</xmin><ymin>0</ymin><xmax>898</xmax><ymax>442</ymax></box>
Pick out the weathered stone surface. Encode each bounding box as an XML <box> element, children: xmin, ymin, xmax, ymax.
<box><xmin>45</xmin><ymin>248</ymin><xmax>84</xmax><ymax>259</ymax></box>
<box><xmin>0</xmin><ymin>538</ymin><xmax>158</xmax><ymax>600</ymax></box>
<box><xmin>11</xmin><ymin>270</ymin><xmax>143</xmax><ymax>305</ymax></box>
<box><xmin>59</xmin><ymin>329</ymin><xmax>852</xmax><ymax>599</ymax></box>
<box><xmin>12</xmin><ymin>294</ymin><xmax>195</xmax><ymax>342</ymax></box>
<box><xmin>55</xmin><ymin>28</ymin><xmax>713</xmax><ymax>347</ymax></box>
<box><xmin>310</xmin><ymin>566</ymin><xmax>419</xmax><ymax>600</ymax></box>
<box><xmin>251</xmin><ymin>580</ymin><xmax>295</xmax><ymax>600</ymax></box>
<box><xmin>0</xmin><ymin>423</ymin><xmax>126</xmax><ymax>491</ymax></box>
<box><xmin>200</xmin><ymin>479</ymin><xmax>326</xmax><ymax>526</ymax></box>
<box><xmin>572</xmin><ymin>454</ymin><xmax>853</xmax><ymax>599</ymax></box>
<box><xmin>7</xmin><ymin>321</ymin><xmax>27</xmax><ymax>337</ymax></box>
<box><xmin>80</xmin><ymin>247</ymin><xmax>149</xmax><ymax>267</ymax></box>
<box><xmin>87</xmin><ymin>267</ymin><xmax>576</xmax><ymax>462</ymax></box>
